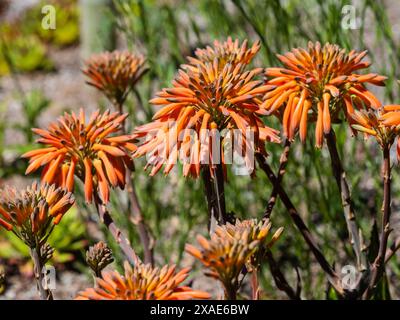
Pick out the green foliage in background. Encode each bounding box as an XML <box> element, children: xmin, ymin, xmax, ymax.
<box><xmin>0</xmin><ymin>0</ymin><xmax>79</xmax><ymax>76</ymax></box>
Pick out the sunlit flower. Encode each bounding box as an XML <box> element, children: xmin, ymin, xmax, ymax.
<box><xmin>0</xmin><ymin>182</ymin><xmax>74</xmax><ymax>247</ymax></box>
<box><xmin>22</xmin><ymin>109</ymin><xmax>137</xmax><ymax>204</ymax></box>
<box><xmin>352</xmin><ymin>104</ymin><xmax>400</xmax><ymax>155</ymax></box>
<box><xmin>134</xmin><ymin>38</ymin><xmax>280</xmax><ymax>178</ymax></box>
<box><xmin>86</xmin><ymin>241</ymin><xmax>114</xmax><ymax>276</ymax></box>
<box><xmin>82</xmin><ymin>51</ymin><xmax>147</xmax><ymax>106</ymax></box>
<box><xmin>186</xmin><ymin>218</ymin><xmax>283</xmax><ymax>292</ymax></box>
<box><xmin>76</xmin><ymin>261</ymin><xmax>210</xmax><ymax>300</ymax></box>
<box><xmin>187</xmin><ymin>36</ymin><xmax>260</xmax><ymax>69</ymax></box>
<box><xmin>262</xmin><ymin>42</ymin><xmax>386</xmax><ymax>147</ymax></box>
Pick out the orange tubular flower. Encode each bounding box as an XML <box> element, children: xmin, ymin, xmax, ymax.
<box><xmin>82</xmin><ymin>51</ymin><xmax>147</xmax><ymax>106</ymax></box>
<box><xmin>263</xmin><ymin>42</ymin><xmax>386</xmax><ymax>147</ymax></box>
<box><xmin>352</xmin><ymin>105</ymin><xmax>400</xmax><ymax>156</ymax></box>
<box><xmin>185</xmin><ymin>218</ymin><xmax>282</xmax><ymax>298</ymax></box>
<box><xmin>134</xmin><ymin>38</ymin><xmax>280</xmax><ymax>178</ymax></box>
<box><xmin>22</xmin><ymin>109</ymin><xmax>137</xmax><ymax>204</ymax></box>
<box><xmin>0</xmin><ymin>182</ymin><xmax>74</xmax><ymax>247</ymax></box>
<box><xmin>76</xmin><ymin>262</ymin><xmax>210</xmax><ymax>300</ymax></box>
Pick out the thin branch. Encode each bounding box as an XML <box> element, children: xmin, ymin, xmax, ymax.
<box><xmin>213</xmin><ymin>164</ymin><xmax>227</xmax><ymax>224</ymax></box>
<box><xmin>385</xmin><ymin>237</ymin><xmax>400</xmax><ymax>264</ymax></box>
<box><xmin>256</xmin><ymin>152</ymin><xmax>343</xmax><ymax>295</ymax></box>
<box><xmin>265</xmin><ymin>250</ymin><xmax>300</xmax><ymax>300</ymax></box>
<box><xmin>325</xmin><ymin>130</ymin><xmax>367</xmax><ymax>272</ymax></box>
<box><xmin>363</xmin><ymin>144</ymin><xmax>392</xmax><ymax>299</ymax></box>
<box><xmin>264</xmin><ymin>139</ymin><xmax>291</xmax><ymax>219</ymax></box>
<box><xmin>202</xmin><ymin>165</ymin><xmax>227</xmax><ymax>231</ymax></box>
<box><xmin>94</xmin><ymin>192</ymin><xmax>140</xmax><ymax>266</ymax></box>
<box><xmin>30</xmin><ymin>246</ymin><xmax>53</xmax><ymax>300</ymax></box>
<box><xmin>126</xmin><ymin>172</ymin><xmax>155</xmax><ymax>265</ymax></box>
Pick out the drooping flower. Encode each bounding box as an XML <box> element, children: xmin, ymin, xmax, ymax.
<box><xmin>82</xmin><ymin>51</ymin><xmax>147</xmax><ymax>106</ymax></box>
<box><xmin>22</xmin><ymin>109</ymin><xmax>137</xmax><ymax>204</ymax></box>
<box><xmin>0</xmin><ymin>182</ymin><xmax>74</xmax><ymax>247</ymax></box>
<box><xmin>352</xmin><ymin>104</ymin><xmax>400</xmax><ymax>156</ymax></box>
<box><xmin>262</xmin><ymin>42</ymin><xmax>386</xmax><ymax>147</ymax></box>
<box><xmin>76</xmin><ymin>261</ymin><xmax>210</xmax><ymax>300</ymax></box>
<box><xmin>134</xmin><ymin>38</ymin><xmax>280</xmax><ymax>178</ymax></box>
<box><xmin>186</xmin><ymin>219</ymin><xmax>283</xmax><ymax>290</ymax></box>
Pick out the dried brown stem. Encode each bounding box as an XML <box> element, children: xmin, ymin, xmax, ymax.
<box><xmin>264</xmin><ymin>139</ymin><xmax>291</xmax><ymax>219</ymax></box>
<box><xmin>326</xmin><ymin>130</ymin><xmax>367</xmax><ymax>272</ymax></box>
<box><xmin>126</xmin><ymin>171</ymin><xmax>154</xmax><ymax>266</ymax></box>
<box><xmin>202</xmin><ymin>165</ymin><xmax>227</xmax><ymax>230</ymax></box>
<box><xmin>30</xmin><ymin>246</ymin><xmax>53</xmax><ymax>300</ymax></box>
<box><xmin>94</xmin><ymin>192</ymin><xmax>140</xmax><ymax>266</ymax></box>
<box><xmin>256</xmin><ymin>152</ymin><xmax>343</xmax><ymax>295</ymax></box>
<box><xmin>385</xmin><ymin>238</ymin><xmax>400</xmax><ymax>264</ymax></box>
<box><xmin>363</xmin><ymin>145</ymin><xmax>392</xmax><ymax>299</ymax></box>
<box><xmin>265</xmin><ymin>250</ymin><xmax>300</xmax><ymax>300</ymax></box>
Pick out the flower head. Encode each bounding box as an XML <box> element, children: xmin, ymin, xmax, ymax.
<box><xmin>134</xmin><ymin>38</ymin><xmax>279</xmax><ymax>178</ymax></box>
<box><xmin>352</xmin><ymin>104</ymin><xmax>400</xmax><ymax>155</ymax></box>
<box><xmin>185</xmin><ymin>218</ymin><xmax>282</xmax><ymax>296</ymax></box>
<box><xmin>86</xmin><ymin>241</ymin><xmax>114</xmax><ymax>276</ymax></box>
<box><xmin>0</xmin><ymin>182</ymin><xmax>74</xmax><ymax>247</ymax></box>
<box><xmin>263</xmin><ymin>42</ymin><xmax>386</xmax><ymax>147</ymax></box>
<box><xmin>187</xmin><ymin>37</ymin><xmax>260</xmax><ymax>68</ymax></box>
<box><xmin>22</xmin><ymin>109</ymin><xmax>137</xmax><ymax>204</ymax></box>
<box><xmin>76</xmin><ymin>262</ymin><xmax>210</xmax><ymax>300</ymax></box>
<box><xmin>82</xmin><ymin>51</ymin><xmax>147</xmax><ymax>105</ymax></box>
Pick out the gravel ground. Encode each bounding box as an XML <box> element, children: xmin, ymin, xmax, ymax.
<box><xmin>1</xmin><ymin>271</ymin><xmax>92</xmax><ymax>300</ymax></box>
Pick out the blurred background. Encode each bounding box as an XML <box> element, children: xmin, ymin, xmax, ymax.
<box><xmin>0</xmin><ymin>0</ymin><xmax>400</xmax><ymax>299</ymax></box>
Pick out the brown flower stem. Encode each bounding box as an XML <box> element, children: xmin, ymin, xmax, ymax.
<box><xmin>264</xmin><ymin>140</ymin><xmax>291</xmax><ymax>219</ymax></box>
<box><xmin>256</xmin><ymin>153</ymin><xmax>343</xmax><ymax>295</ymax></box>
<box><xmin>94</xmin><ymin>192</ymin><xmax>140</xmax><ymax>266</ymax></box>
<box><xmin>113</xmin><ymin>101</ymin><xmax>155</xmax><ymax>266</ymax></box>
<box><xmin>325</xmin><ymin>130</ymin><xmax>367</xmax><ymax>272</ymax></box>
<box><xmin>250</xmin><ymin>270</ymin><xmax>260</xmax><ymax>300</ymax></box>
<box><xmin>363</xmin><ymin>145</ymin><xmax>392</xmax><ymax>299</ymax></box>
<box><xmin>224</xmin><ymin>283</ymin><xmax>238</xmax><ymax>300</ymax></box>
<box><xmin>126</xmin><ymin>171</ymin><xmax>155</xmax><ymax>266</ymax></box>
<box><xmin>202</xmin><ymin>168</ymin><xmax>216</xmax><ymax>231</ymax></box>
<box><xmin>30</xmin><ymin>246</ymin><xmax>53</xmax><ymax>300</ymax></box>
<box><xmin>213</xmin><ymin>164</ymin><xmax>227</xmax><ymax>224</ymax></box>
<box><xmin>265</xmin><ymin>250</ymin><xmax>300</xmax><ymax>300</ymax></box>
<box><xmin>385</xmin><ymin>237</ymin><xmax>400</xmax><ymax>264</ymax></box>
<box><xmin>202</xmin><ymin>165</ymin><xmax>227</xmax><ymax>230</ymax></box>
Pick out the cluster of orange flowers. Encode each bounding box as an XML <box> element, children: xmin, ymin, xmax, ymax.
<box><xmin>133</xmin><ymin>37</ymin><xmax>279</xmax><ymax>178</ymax></box>
<box><xmin>186</xmin><ymin>219</ymin><xmax>283</xmax><ymax>295</ymax></box>
<box><xmin>82</xmin><ymin>51</ymin><xmax>147</xmax><ymax>105</ymax></box>
<box><xmin>0</xmin><ymin>182</ymin><xmax>74</xmax><ymax>246</ymax></box>
<box><xmin>351</xmin><ymin>104</ymin><xmax>400</xmax><ymax>153</ymax></box>
<box><xmin>262</xmin><ymin>42</ymin><xmax>386</xmax><ymax>147</ymax></box>
<box><xmin>76</xmin><ymin>262</ymin><xmax>209</xmax><ymax>300</ymax></box>
<box><xmin>6</xmin><ymin>37</ymin><xmax>400</xmax><ymax>300</ymax></box>
<box><xmin>22</xmin><ymin>109</ymin><xmax>137</xmax><ymax>204</ymax></box>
